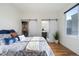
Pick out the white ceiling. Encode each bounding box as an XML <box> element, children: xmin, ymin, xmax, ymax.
<box><xmin>12</xmin><ymin>3</ymin><xmax>75</xmax><ymax>13</ymax></box>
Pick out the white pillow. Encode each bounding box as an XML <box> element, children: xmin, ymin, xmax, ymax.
<box><xmin>9</xmin><ymin>39</ymin><xmax>14</xmax><ymax>44</ymax></box>
<box><xmin>19</xmin><ymin>35</ymin><xmax>26</xmax><ymax>41</ymax></box>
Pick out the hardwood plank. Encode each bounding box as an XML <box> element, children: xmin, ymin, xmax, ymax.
<box><xmin>48</xmin><ymin>43</ymin><xmax>78</xmax><ymax>56</ymax></box>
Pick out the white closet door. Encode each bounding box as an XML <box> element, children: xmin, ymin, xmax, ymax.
<box><xmin>29</xmin><ymin>20</ymin><xmax>38</xmax><ymax>37</ymax></box>
<box><xmin>48</xmin><ymin>20</ymin><xmax>57</xmax><ymax>42</ymax></box>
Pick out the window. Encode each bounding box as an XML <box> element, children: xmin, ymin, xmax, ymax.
<box><xmin>65</xmin><ymin>4</ymin><xmax>79</xmax><ymax>35</ymax></box>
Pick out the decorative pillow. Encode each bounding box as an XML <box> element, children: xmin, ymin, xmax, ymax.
<box><xmin>0</xmin><ymin>30</ymin><xmax>10</xmax><ymax>34</ymax></box>
<box><xmin>0</xmin><ymin>35</ymin><xmax>10</xmax><ymax>45</ymax></box>
<box><xmin>19</xmin><ymin>35</ymin><xmax>26</xmax><ymax>41</ymax></box>
<box><xmin>4</xmin><ymin>38</ymin><xmax>16</xmax><ymax>45</ymax></box>
<box><xmin>9</xmin><ymin>38</ymin><xmax>16</xmax><ymax>44</ymax></box>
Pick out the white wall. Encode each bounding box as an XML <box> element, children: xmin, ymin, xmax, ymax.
<box><xmin>21</xmin><ymin>12</ymin><xmax>58</xmax><ymax>42</ymax></box>
<box><xmin>0</xmin><ymin>4</ymin><xmax>21</xmax><ymax>35</ymax></box>
<box><xmin>58</xmin><ymin>4</ymin><xmax>79</xmax><ymax>55</ymax></box>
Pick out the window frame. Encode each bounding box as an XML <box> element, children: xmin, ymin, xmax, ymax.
<box><xmin>64</xmin><ymin>3</ymin><xmax>79</xmax><ymax>37</ymax></box>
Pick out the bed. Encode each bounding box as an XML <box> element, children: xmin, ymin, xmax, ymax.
<box><xmin>0</xmin><ymin>30</ymin><xmax>54</xmax><ymax>56</ymax></box>
<box><xmin>25</xmin><ymin>37</ymin><xmax>54</xmax><ymax>56</ymax></box>
<box><xmin>0</xmin><ymin>36</ymin><xmax>54</xmax><ymax>56</ymax></box>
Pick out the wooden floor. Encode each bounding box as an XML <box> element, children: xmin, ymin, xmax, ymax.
<box><xmin>49</xmin><ymin>43</ymin><xmax>78</xmax><ymax>56</ymax></box>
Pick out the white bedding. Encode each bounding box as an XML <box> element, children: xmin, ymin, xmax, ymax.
<box><xmin>0</xmin><ymin>36</ymin><xmax>54</xmax><ymax>56</ymax></box>
<box><xmin>26</xmin><ymin>37</ymin><xmax>54</xmax><ymax>56</ymax></box>
<box><xmin>0</xmin><ymin>41</ymin><xmax>27</xmax><ymax>55</ymax></box>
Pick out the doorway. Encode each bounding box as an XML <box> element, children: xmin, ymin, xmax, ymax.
<box><xmin>41</xmin><ymin>19</ymin><xmax>57</xmax><ymax>42</ymax></box>
<box><xmin>22</xmin><ymin>21</ymin><xmax>28</xmax><ymax>37</ymax></box>
<box><xmin>41</xmin><ymin>21</ymin><xmax>49</xmax><ymax>41</ymax></box>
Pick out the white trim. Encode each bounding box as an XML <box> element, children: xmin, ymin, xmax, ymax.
<box><xmin>78</xmin><ymin>13</ymin><xmax>79</xmax><ymax>37</ymax></box>
<box><xmin>65</xmin><ymin>10</ymin><xmax>79</xmax><ymax>38</ymax></box>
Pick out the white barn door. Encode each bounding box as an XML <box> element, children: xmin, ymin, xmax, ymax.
<box><xmin>28</xmin><ymin>20</ymin><xmax>38</xmax><ymax>37</ymax></box>
<box><xmin>48</xmin><ymin>20</ymin><xmax>57</xmax><ymax>42</ymax></box>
